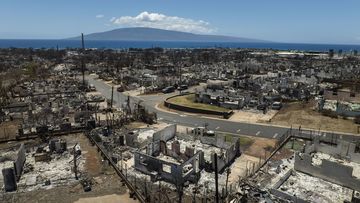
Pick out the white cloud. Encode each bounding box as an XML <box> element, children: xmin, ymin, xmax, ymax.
<box><xmin>96</xmin><ymin>14</ymin><xmax>104</xmax><ymax>19</ymax></box>
<box><xmin>110</xmin><ymin>11</ymin><xmax>215</xmax><ymax>33</ymax></box>
<box><xmin>110</xmin><ymin>17</ymin><xmax>116</xmax><ymax>22</ymax></box>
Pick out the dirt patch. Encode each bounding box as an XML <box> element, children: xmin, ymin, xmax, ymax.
<box><xmin>123</xmin><ymin>88</ymin><xmax>143</xmax><ymax>97</ymax></box>
<box><xmin>125</xmin><ymin>121</ymin><xmax>148</xmax><ymax>129</ymax></box>
<box><xmin>271</xmin><ymin>100</ymin><xmax>359</xmax><ymax>134</ymax></box>
<box><xmin>1</xmin><ymin>133</ymin><xmax>133</xmax><ymax>203</ymax></box>
<box><xmin>0</xmin><ymin>120</ymin><xmax>21</xmax><ymax>141</ymax></box>
<box><xmin>229</xmin><ymin>109</ymin><xmax>278</xmax><ymax>123</ymax></box>
<box><xmin>244</xmin><ymin>138</ymin><xmax>277</xmax><ymax>158</ymax></box>
<box><xmin>74</xmin><ymin>193</ymin><xmax>138</xmax><ymax>203</ymax></box>
<box><xmin>78</xmin><ymin>134</ymin><xmax>102</xmax><ymax>176</ymax></box>
<box><xmin>271</xmin><ymin>147</ymin><xmax>294</xmax><ymax>161</ymax></box>
<box><xmin>228</xmin><ymin>154</ymin><xmax>260</xmax><ymax>182</ymax></box>
<box><xmin>242</xmin><ymin>136</ymin><xmax>293</xmax><ymax>162</ymax></box>
<box><xmin>56</xmin><ymin>133</ymin><xmax>103</xmax><ymax>176</ymax></box>
<box><xmin>2</xmin><ymin>173</ymin><xmax>132</xmax><ymax>203</ymax></box>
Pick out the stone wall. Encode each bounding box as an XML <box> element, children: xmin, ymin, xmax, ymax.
<box><xmin>153</xmin><ymin>124</ymin><xmax>176</xmax><ymax>142</ymax></box>
<box><xmin>14</xmin><ymin>144</ymin><xmax>26</xmax><ymax>181</ymax></box>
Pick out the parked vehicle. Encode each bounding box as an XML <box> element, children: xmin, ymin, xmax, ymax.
<box><xmin>177</xmin><ymin>85</ymin><xmax>188</xmax><ymax>91</ymax></box>
<box><xmin>271</xmin><ymin>101</ymin><xmax>282</xmax><ymax>110</ymax></box>
<box><xmin>204</xmin><ymin>130</ymin><xmax>215</xmax><ymax>137</ymax></box>
<box><xmin>248</xmin><ymin>99</ymin><xmax>258</xmax><ymax>108</ymax></box>
<box><xmin>257</xmin><ymin>104</ymin><xmax>267</xmax><ymax>111</ymax></box>
<box><xmin>89</xmin><ymin>84</ymin><xmax>96</xmax><ymax>91</ymax></box>
<box><xmin>162</xmin><ymin>86</ymin><xmax>175</xmax><ymax>94</ymax></box>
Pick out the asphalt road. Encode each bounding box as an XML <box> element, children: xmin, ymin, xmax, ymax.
<box><xmin>87</xmin><ymin>75</ymin><xmax>359</xmax><ymax>142</ymax></box>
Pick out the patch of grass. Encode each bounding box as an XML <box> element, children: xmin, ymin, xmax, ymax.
<box><xmin>239</xmin><ymin>136</ymin><xmax>254</xmax><ymax>146</ymax></box>
<box><xmin>168</xmin><ymin>94</ymin><xmax>229</xmax><ymax>113</ymax></box>
<box><xmin>284</xmin><ymin>139</ymin><xmax>305</xmax><ymax>151</ymax></box>
<box><xmin>224</xmin><ymin>134</ymin><xmax>233</xmax><ymax>142</ymax></box>
<box><xmin>222</xmin><ymin>133</ymin><xmax>254</xmax><ymax>146</ymax></box>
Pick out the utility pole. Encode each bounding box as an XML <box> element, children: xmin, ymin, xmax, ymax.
<box><xmin>73</xmin><ymin>143</ymin><xmax>79</xmax><ymax>180</ymax></box>
<box><xmin>192</xmin><ymin>183</ymin><xmax>198</xmax><ymax>203</ymax></box>
<box><xmin>144</xmin><ymin>178</ymin><xmax>148</xmax><ymax>202</ymax></box>
<box><xmin>126</xmin><ymin>95</ymin><xmax>131</xmax><ymax>114</ymax></box>
<box><xmin>179</xmin><ymin>63</ymin><xmax>182</xmax><ymax>86</ymax></box>
<box><xmin>94</xmin><ymin>102</ymin><xmax>98</xmax><ymax>126</ymax></box>
<box><xmin>214</xmin><ymin>153</ymin><xmax>219</xmax><ymax>203</ymax></box>
<box><xmin>110</xmin><ymin>86</ymin><xmax>114</xmax><ymax>109</ymax></box>
<box><xmin>158</xmin><ymin>181</ymin><xmax>161</xmax><ymax>202</ymax></box>
<box><xmin>225</xmin><ymin>168</ymin><xmax>231</xmax><ymax>198</ymax></box>
<box><xmin>81</xmin><ymin>33</ymin><xmax>85</xmax><ymax>88</ymax></box>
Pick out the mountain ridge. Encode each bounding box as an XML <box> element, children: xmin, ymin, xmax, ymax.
<box><xmin>67</xmin><ymin>27</ymin><xmax>269</xmax><ymax>43</ymax></box>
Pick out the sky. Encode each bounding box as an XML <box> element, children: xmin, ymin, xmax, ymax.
<box><xmin>1</xmin><ymin>0</ymin><xmax>360</xmax><ymax>44</ymax></box>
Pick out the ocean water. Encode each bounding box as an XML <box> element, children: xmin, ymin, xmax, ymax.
<box><xmin>0</xmin><ymin>39</ymin><xmax>359</xmax><ymax>52</ymax></box>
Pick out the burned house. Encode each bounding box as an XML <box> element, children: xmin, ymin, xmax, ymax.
<box><xmin>7</xmin><ymin>78</ymin><xmax>98</xmax><ymax>139</ymax></box>
<box><xmin>133</xmin><ymin>124</ymin><xmax>202</xmax><ymax>184</ymax></box>
<box><xmin>133</xmin><ymin>124</ymin><xmax>241</xmax><ymax>186</ymax></box>
<box><xmin>318</xmin><ymin>89</ymin><xmax>360</xmax><ymax>118</ymax></box>
<box><xmin>254</xmin><ymin>132</ymin><xmax>360</xmax><ymax>203</ymax></box>
<box><xmin>294</xmin><ymin>137</ymin><xmax>360</xmax><ymax>191</ymax></box>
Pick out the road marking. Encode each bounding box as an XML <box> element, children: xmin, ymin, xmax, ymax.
<box><xmin>173</xmin><ymin>120</ymin><xmax>177</xmax><ymax>122</ymax></box>
<box><xmin>237</xmin><ymin>129</ymin><xmax>241</xmax><ymax>133</ymax></box>
<box><xmin>256</xmin><ymin>131</ymin><xmax>261</xmax><ymax>136</ymax></box>
<box><xmin>215</xmin><ymin>126</ymin><xmax>220</xmax><ymax>130</ymax></box>
<box><xmin>158</xmin><ymin>117</ymin><xmax>163</xmax><ymax>120</ymax></box>
<box><xmin>273</xmin><ymin>133</ymin><xmax>278</xmax><ymax>138</ymax></box>
<box><xmin>180</xmin><ymin>114</ymin><xmax>187</xmax><ymax>117</ymax></box>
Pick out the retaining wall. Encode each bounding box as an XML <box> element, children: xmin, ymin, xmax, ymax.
<box><xmin>164</xmin><ymin>94</ymin><xmax>233</xmax><ymax>118</ymax></box>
